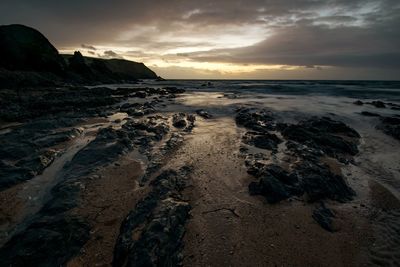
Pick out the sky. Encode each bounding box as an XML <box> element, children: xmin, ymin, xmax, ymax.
<box><xmin>1</xmin><ymin>0</ymin><xmax>399</xmax><ymax>80</ymax></box>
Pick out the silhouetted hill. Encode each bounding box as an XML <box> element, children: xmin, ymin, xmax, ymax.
<box><xmin>0</xmin><ymin>24</ymin><xmax>158</xmax><ymax>87</ymax></box>
<box><xmin>63</xmin><ymin>53</ymin><xmax>157</xmax><ymax>83</ymax></box>
<box><xmin>0</xmin><ymin>24</ymin><xmax>66</xmax><ymax>73</ymax></box>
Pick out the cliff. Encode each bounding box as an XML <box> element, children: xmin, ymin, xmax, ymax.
<box><xmin>0</xmin><ymin>24</ymin><xmax>158</xmax><ymax>87</ymax></box>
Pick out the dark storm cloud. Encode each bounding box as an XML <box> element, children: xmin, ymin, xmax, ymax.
<box><xmin>102</xmin><ymin>50</ymin><xmax>123</xmax><ymax>59</ymax></box>
<box><xmin>181</xmin><ymin>17</ymin><xmax>400</xmax><ymax>68</ymax></box>
<box><xmin>81</xmin><ymin>44</ymin><xmax>97</xmax><ymax>51</ymax></box>
<box><xmin>0</xmin><ymin>0</ymin><xmax>399</xmax><ymax>72</ymax></box>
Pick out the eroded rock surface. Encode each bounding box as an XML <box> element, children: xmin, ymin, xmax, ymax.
<box><xmin>281</xmin><ymin>117</ymin><xmax>360</xmax><ymax>161</ymax></box>
<box><xmin>377</xmin><ymin>116</ymin><xmax>400</xmax><ymax>140</ymax></box>
<box><xmin>312</xmin><ymin>203</ymin><xmax>337</xmax><ymax>232</ymax></box>
<box><xmin>0</xmin><ymin>118</ymin><xmax>83</xmax><ymax>190</ymax></box>
<box><xmin>113</xmin><ymin>167</ymin><xmax>191</xmax><ymax>267</ymax></box>
<box><xmin>237</xmin><ymin>108</ymin><xmax>359</xmax><ymax>231</ymax></box>
<box><xmin>0</xmin><ymin>85</ymin><xmax>190</xmax><ymax>266</ymax></box>
<box><xmin>172</xmin><ymin>113</ymin><xmax>196</xmax><ymax>132</ymax></box>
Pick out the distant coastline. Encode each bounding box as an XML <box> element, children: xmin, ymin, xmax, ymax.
<box><xmin>0</xmin><ymin>24</ymin><xmax>159</xmax><ymax>88</ymax></box>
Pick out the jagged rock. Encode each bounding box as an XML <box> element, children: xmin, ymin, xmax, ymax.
<box><xmin>163</xmin><ymin>86</ymin><xmax>185</xmax><ymax>94</ymax></box>
<box><xmin>241</xmin><ymin>112</ymin><xmax>358</xmax><ymax>204</ymax></box>
<box><xmin>377</xmin><ymin>116</ymin><xmax>400</xmax><ymax>140</ymax></box>
<box><xmin>0</xmin><ymin>86</ymin><xmax>122</xmax><ymax>121</ymax></box>
<box><xmin>127</xmin><ymin>198</ymin><xmax>190</xmax><ymax>267</ymax></box>
<box><xmin>113</xmin><ymin>167</ymin><xmax>191</xmax><ymax>267</ymax></box>
<box><xmin>132</xmin><ymin>91</ymin><xmax>147</xmax><ymax>98</ymax></box>
<box><xmin>248</xmin><ymin>161</ymin><xmax>355</xmax><ymax>203</ymax></box>
<box><xmin>68</xmin><ymin>51</ymin><xmax>93</xmax><ymax>78</ymax></box>
<box><xmin>173</xmin><ymin>113</ymin><xmax>187</xmax><ymax>128</ymax></box>
<box><xmin>285</xmin><ymin>140</ymin><xmax>323</xmax><ymax>161</ymax></box>
<box><xmin>249</xmin><ymin>174</ymin><xmax>290</xmax><ymax>203</ymax></box>
<box><xmin>0</xmin><ymin>215</ymin><xmax>90</xmax><ymax>267</ymax></box>
<box><xmin>266</xmin><ymin>165</ymin><xmax>299</xmax><ymax>186</ymax></box>
<box><xmin>353</xmin><ymin>100</ymin><xmax>363</xmax><ymax>105</ymax></box>
<box><xmin>120</xmin><ymin>103</ymin><xmax>134</xmax><ymax>111</ymax></box>
<box><xmin>0</xmin><ymin>119</ymin><xmax>84</xmax><ymax>190</ymax></box>
<box><xmin>384</xmin><ymin>102</ymin><xmax>400</xmax><ymax>111</ymax></box>
<box><xmin>127</xmin><ymin>108</ymin><xmax>145</xmax><ymax>117</ymax></box>
<box><xmin>312</xmin><ymin>203</ymin><xmax>337</xmax><ymax>232</ymax></box>
<box><xmin>368</xmin><ymin>100</ymin><xmax>386</xmax><ymax>108</ymax></box>
<box><xmin>196</xmin><ymin>109</ymin><xmax>213</xmax><ymax>119</ymax></box>
<box><xmin>248</xmin><ymin>164</ymin><xmax>301</xmax><ymax>203</ymax></box>
<box><xmin>163</xmin><ymin>133</ymin><xmax>184</xmax><ymax>153</ymax></box>
<box><xmin>235</xmin><ymin>107</ymin><xmax>277</xmax><ymax>132</ymax></box>
<box><xmin>139</xmin><ymin>133</ymin><xmax>185</xmax><ymax>185</ymax></box>
<box><xmin>0</xmin><ymin>118</ymin><xmax>174</xmax><ymax>265</ymax></box>
<box><xmin>120</xmin><ymin>102</ymin><xmax>155</xmax><ymax>116</ymax></box>
<box><xmin>125</xmin><ymin>118</ymin><xmax>169</xmax><ymax>142</ymax></box>
<box><xmin>282</xmin><ymin>117</ymin><xmax>360</xmax><ymax>160</ymax></box>
<box><xmin>296</xmin><ymin>161</ymin><xmax>355</xmax><ymax>202</ymax></box>
<box><xmin>172</xmin><ymin>113</ymin><xmax>195</xmax><ymax>131</ymax></box>
<box><xmin>361</xmin><ymin>111</ymin><xmax>381</xmax><ymax>117</ymax></box>
<box><xmin>243</xmin><ymin>132</ymin><xmax>282</xmax><ymax>151</ymax></box>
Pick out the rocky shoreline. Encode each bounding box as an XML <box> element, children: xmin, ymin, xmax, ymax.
<box><xmin>0</xmin><ymin>82</ymin><xmax>400</xmax><ymax>266</ymax></box>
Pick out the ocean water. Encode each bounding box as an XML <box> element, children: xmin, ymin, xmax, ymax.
<box><xmin>124</xmin><ymin>80</ymin><xmax>400</xmax><ymax>101</ymax></box>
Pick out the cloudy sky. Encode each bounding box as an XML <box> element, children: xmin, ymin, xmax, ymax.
<box><xmin>1</xmin><ymin>0</ymin><xmax>399</xmax><ymax>79</ymax></box>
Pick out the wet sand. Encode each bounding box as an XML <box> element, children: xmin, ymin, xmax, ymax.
<box><xmin>68</xmin><ymin>155</ymin><xmax>146</xmax><ymax>267</ymax></box>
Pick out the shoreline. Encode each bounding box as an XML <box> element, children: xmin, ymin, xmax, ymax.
<box><xmin>0</xmin><ymin>81</ymin><xmax>400</xmax><ymax>266</ymax></box>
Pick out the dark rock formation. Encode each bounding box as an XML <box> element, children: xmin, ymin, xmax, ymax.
<box><xmin>243</xmin><ymin>132</ymin><xmax>282</xmax><ymax>151</ymax></box>
<box><xmin>173</xmin><ymin>113</ymin><xmax>187</xmax><ymax>128</ymax></box>
<box><xmin>0</xmin><ymin>118</ymin><xmax>83</xmax><ymax>190</ymax></box>
<box><xmin>249</xmin><ymin>174</ymin><xmax>290</xmax><ymax>203</ymax></box>
<box><xmin>377</xmin><ymin>116</ymin><xmax>400</xmax><ymax>140</ymax></box>
<box><xmin>172</xmin><ymin>113</ymin><xmax>196</xmax><ymax>131</ymax></box>
<box><xmin>113</xmin><ymin>167</ymin><xmax>191</xmax><ymax>267</ymax></box>
<box><xmin>282</xmin><ymin>117</ymin><xmax>360</xmax><ymax>160</ymax></box>
<box><xmin>0</xmin><ymin>215</ymin><xmax>90</xmax><ymax>267</ymax></box>
<box><xmin>353</xmin><ymin>100</ymin><xmax>363</xmax><ymax>105</ymax></box>
<box><xmin>239</xmin><ymin>109</ymin><xmax>359</xmax><ymax>206</ymax></box>
<box><xmin>121</xmin><ymin>102</ymin><xmax>156</xmax><ymax>117</ymax></box>
<box><xmin>368</xmin><ymin>101</ymin><xmax>386</xmax><ymax>108</ymax></box>
<box><xmin>361</xmin><ymin>111</ymin><xmax>381</xmax><ymax>117</ymax></box>
<box><xmin>125</xmin><ymin>117</ymin><xmax>170</xmax><ymax>143</ymax></box>
<box><xmin>196</xmin><ymin>109</ymin><xmax>213</xmax><ymax>119</ymax></box>
<box><xmin>0</xmin><ymin>86</ymin><xmax>119</xmax><ymax>121</ymax></box>
<box><xmin>162</xmin><ymin>86</ymin><xmax>185</xmax><ymax>94</ymax></box>
<box><xmin>0</xmin><ymin>114</ymin><xmax>181</xmax><ymax>265</ymax></box>
<box><xmin>100</xmin><ymin>58</ymin><xmax>157</xmax><ymax>80</ymax></box>
<box><xmin>236</xmin><ymin>107</ymin><xmax>277</xmax><ymax>132</ymax></box>
<box><xmin>0</xmin><ymin>85</ymin><xmax>183</xmax><ymax>122</ymax></box>
<box><xmin>312</xmin><ymin>203</ymin><xmax>337</xmax><ymax>232</ymax></box>
<box><xmin>68</xmin><ymin>51</ymin><xmax>93</xmax><ymax>79</ymax></box>
<box><xmin>235</xmin><ymin>108</ymin><xmax>284</xmax><ymax>153</ymax></box>
<box><xmin>0</xmin><ymin>24</ymin><xmax>65</xmax><ymax>73</ymax></box>
<box><xmin>357</xmin><ymin>99</ymin><xmax>400</xmax><ymax>111</ymax></box>
<box><xmin>0</xmin><ymin>127</ymin><xmax>134</xmax><ymax>265</ymax></box>
<box><xmin>62</xmin><ymin>55</ymin><xmax>158</xmax><ymax>83</ymax></box>
<box><xmin>387</xmin><ymin>102</ymin><xmax>400</xmax><ymax>110</ymax></box>
<box><xmin>0</xmin><ymin>24</ymin><xmax>158</xmax><ymax>87</ymax></box>
<box><xmin>248</xmin><ymin>164</ymin><xmax>295</xmax><ymax>204</ymax></box>
<box><xmin>296</xmin><ymin>161</ymin><xmax>355</xmax><ymax>202</ymax></box>
<box><xmin>247</xmin><ymin>162</ymin><xmax>354</xmax><ymax>203</ymax></box>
